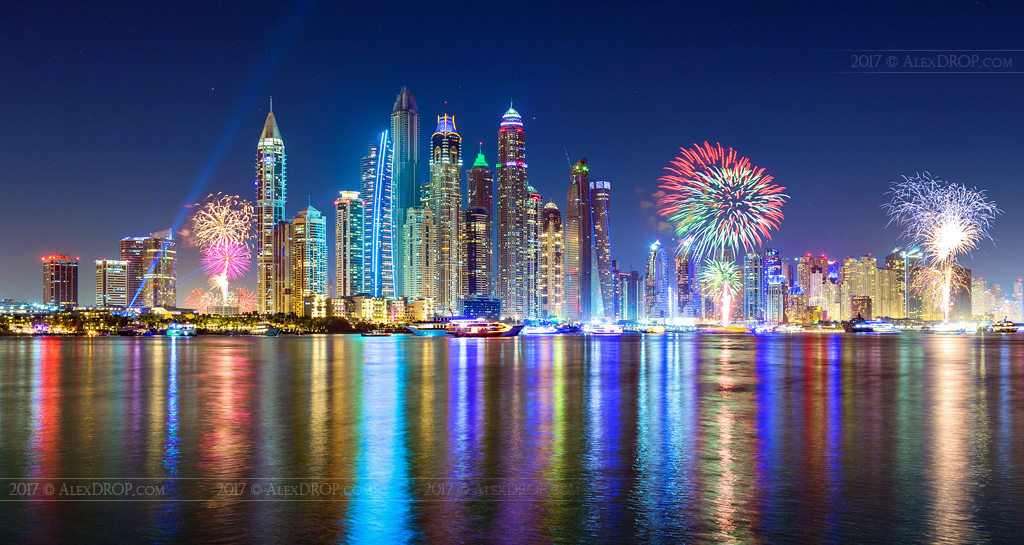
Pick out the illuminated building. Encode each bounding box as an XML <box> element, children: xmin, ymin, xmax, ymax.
<box><xmin>1015</xmin><ymin>280</ymin><xmax>1023</xmax><ymax>321</ymax></box>
<box><xmin>289</xmin><ymin>206</ymin><xmax>328</xmax><ymax>314</ymax></box>
<box><xmin>743</xmin><ymin>252</ymin><xmax>763</xmax><ymax>321</ymax></box>
<box><xmin>645</xmin><ymin>240</ymin><xmax>670</xmax><ymax>321</ymax></box>
<box><xmin>403</xmin><ymin>207</ymin><xmax>436</xmax><ymax>301</ymax></box>
<box><xmin>462</xmin><ymin>207</ymin><xmax>490</xmax><ymax>297</ymax></box>
<box><xmin>765</xmin><ymin>274</ymin><xmax>787</xmax><ymax>324</ymax></box>
<box><xmin>142</xmin><ymin>230</ymin><xmax>176</xmax><ymax>308</ymax></box>
<box><xmin>786</xmin><ymin>286</ymin><xmax>807</xmax><ymax>323</ymax></box>
<box><xmin>564</xmin><ymin>158</ymin><xmax>592</xmax><ymax>320</ymax></box>
<box><xmin>119</xmin><ymin>236</ymin><xmax>146</xmax><ymax>305</ymax></box>
<box><xmin>675</xmin><ymin>242</ymin><xmax>701</xmax><ymax>319</ymax></box>
<box><xmin>496</xmin><ymin>104</ymin><xmax>529</xmax><ymax>320</ymax></box>
<box><xmin>464</xmin><ymin>145</ymin><xmax>493</xmax><ymax>296</ymax></box>
<box><xmin>461</xmin><ymin>294</ymin><xmax>502</xmax><ymax>320</ymax></box>
<box><xmin>256</xmin><ymin>101</ymin><xmax>287</xmax><ymax>314</ymax></box>
<box><xmin>540</xmin><ymin>203</ymin><xmax>563</xmax><ymax>318</ymax></box>
<box><xmin>272</xmin><ymin>220</ymin><xmax>292</xmax><ymax>313</ymax></box>
<box><xmin>42</xmin><ymin>255</ymin><xmax>78</xmax><ymax>308</ymax></box>
<box><xmin>525</xmin><ymin>185</ymin><xmax>543</xmax><ymax>318</ymax></box>
<box><xmin>334</xmin><ymin>191</ymin><xmax>364</xmax><ymax>297</ymax></box>
<box><xmin>428</xmin><ymin>114</ymin><xmax>462</xmax><ymax>315</ymax></box>
<box><xmin>95</xmin><ymin>259</ymin><xmax>128</xmax><ymax>307</ymax></box>
<box><xmin>851</xmin><ymin>295</ymin><xmax>872</xmax><ymax>320</ymax></box>
<box><xmin>360</xmin><ymin>131</ymin><xmax>396</xmax><ymax>298</ymax></box>
<box><xmin>391</xmin><ymin>88</ymin><xmax>420</xmax><ymax>297</ymax></box>
<box><xmin>590</xmin><ymin>179</ymin><xmax>614</xmax><ymax>319</ymax></box>
<box><xmin>616</xmin><ymin>269</ymin><xmax>644</xmax><ymax>322</ymax></box>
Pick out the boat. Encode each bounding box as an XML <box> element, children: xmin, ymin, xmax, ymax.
<box><xmin>522</xmin><ymin>324</ymin><xmax>559</xmax><ymax>335</ymax></box>
<box><xmin>932</xmin><ymin>323</ymin><xmax>965</xmax><ymax>335</ymax></box>
<box><xmin>582</xmin><ymin>323</ymin><xmax>624</xmax><ymax>336</ymax></box>
<box><xmin>702</xmin><ymin>324</ymin><xmax>749</xmax><ymax>334</ymax></box>
<box><xmin>844</xmin><ymin>317</ymin><xmax>899</xmax><ymax>334</ymax></box>
<box><xmin>446</xmin><ymin>320</ymin><xmax>524</xmax><ymax>337</ymax></box>
<box><xmin>165</xmin><ymin>323</ymin><xmax>197</xmax><ymax>337</ymax></box>
<box><xmin>251</xmin><ymin>323</ymin><xmax>282</xmax><ymax>336</ymax></box>
<box><xmin>989</xmin><ymin>318</ymin><xmax>1018</xmax><ymax>334</ymax></box>
<box><xmin>646</xmin><ymin>325</ymin><xmax>666</xmax><ymax>334</ymax></box>
<box><xmin>117</xmin><ymin>324</ymin><xmax>153</xmax><ymax>336</ymax></box>
<box><xmin>361</xmin><ymin>330</ymin><xmax>392</xmax><ymax>337</ymax></box>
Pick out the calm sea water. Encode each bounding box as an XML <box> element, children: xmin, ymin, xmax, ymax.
<box><xmin>0</xmin><ymin>333</ymin><xmax>1022</xmax><ymax>543</ymax></box>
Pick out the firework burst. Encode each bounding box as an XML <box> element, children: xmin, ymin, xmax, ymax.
<box><xmin>700</xmin><ymin>260</ymin><xmax>742</xmax><ymax>326</ymax></box>
<box><xmin>658</xmin><ymin>142</ymin><xmax>788</xmax><ymax>261</ymax></box>
<box><xmin>185</xmin><ymin>288</ymin><xmax>218</xmax><ymax>314</ymax></box>
<box><xmin>190</xmin><ymin>193</ymin><xmax>255</xmax><ymax>306</ymax></box>
<box><xmin>886</xmin><ymin>172</ymin><xmax>999</xmax><ymax>321</ymax></box>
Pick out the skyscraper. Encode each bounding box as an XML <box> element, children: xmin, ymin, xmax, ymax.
<box><xmin>272</xmin><ymin>220</ymin><xmax>292</xmax><ymax>313</ymax></box>
<box><xmin>119</xmin><ymin>236</ymin><xmax>146</xmax><ymax>307</ymax></box>
<box><xmin>42</xmin><ymin>255</ymin><xmax>78</xmax><ymax>308</ymax></box>
<box><xmin>256</xmin><ymin>102</ymin><xmax>287</xmax><ymax>314</ymax></box>
<box><xmin>290</xmin><ymin>205</ymin><xmax>328</xmax><ymax>314</ymax></box>
<box><xmin>590</xmin><ymin>179</ymin><xmax>614</xmax><ymax>319</ymax></box>
<box><xmin>143</xmin><ymin>229</ymin><xmax>176</xmax><ymax>307</ymax></box>
<box><xmin>465</xmin><ymin>144</ymin><xmax>494</xmax><ymax>295</ymax></box>
<box><xmin>645</xmin><ymin>240</ymin><xmax>670</xmax><ymax>321</ymax></box>
<box><xmin>403</xmin><ymin>206</ymin><xmax>436</xmax><ymax>301</ymax></box>
<box><xmin>335</xmin><ymin>191</ymin><xmax>364</xmax><ymax>297</ymax></box>
<box><xmin>95</xmin><ymin>259</ymin><xmax>128</xmax><ymax>307</ymax></box>
<box><xmin>391</xmin><ymin>88</ymin><xmax>420</xmax><ymax>297</ymax></box>
<box><xmin>361</xmin><ymin>131</ymin><xmax>396</xmax><ymax>298</ymax></box>
<box><xmin>743</xmin><ymin>252</ymin><xmax>764</xmax><ymax>321</ymax></box>
<box><xmin>496</xmin><ymin>104</ymin><xmax>529</xmax><ymax>320</ymax></box>
<box><xmin>462</xmin><ymin>208</ymin><xmax>491</xmax><ymax>298</ymax></box>
<box><xmin>540</xmin><ymin>203</ymin><xmax>564</xmax><ymax>318</ymax></box>
<box><xmin>525</xmin><ymin>185</ymin><xmax>543</xmax><ymax>318</ymax></box>
<box><xmin>429</xmin><ymin>114</ymin><xmax>462</xmax><ymax>314</ymax></box>
<box><xmin>564</xmin><ymin>158</ymin><xmax>592</xmax><ymax>321</ymax></box>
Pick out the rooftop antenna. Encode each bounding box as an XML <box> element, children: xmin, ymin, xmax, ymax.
<box><xmin>564</xmin><ymin>146</ymin><xmax>572</xmax><ymax>168</ymax></box>
<box><xmin>270</xmin><ymin>96</ymin><xmax>273</xmax><ymax>113</ymax></box>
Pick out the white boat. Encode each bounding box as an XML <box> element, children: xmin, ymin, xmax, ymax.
<box><xmin>446</xmin><ymin>320</ymin><xmax>524</xmax><ymax>337</ymax></box>
<box><xmin>522</xmin><ymin>325</ymin><xmax>558</xmax><ymax>335</ymax></box>
<box><xmin>989</xmin><ymin>318</ymin><xmax>1018</xmax><ymax>334</ymax></box>
<box><xmin>252</xmin><ymin>323</ymin><xmax>282</xmax><ymax>336</ymax></box>
<box><xmin>582</xmin><ymin>323</ymin><xmax>624</xmax><ymax>336</ymax></box>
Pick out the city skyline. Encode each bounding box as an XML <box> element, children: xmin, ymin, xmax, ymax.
<box><xmin>4</xmin><ymin>2</ymin><xmax>1024</xmax><ymax>303</ymax></box>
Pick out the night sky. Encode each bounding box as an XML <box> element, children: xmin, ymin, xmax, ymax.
<box><xmin>4</xmin><ymin>1</ymin><xmax>1024</xmax><ymax>303</ymax></box>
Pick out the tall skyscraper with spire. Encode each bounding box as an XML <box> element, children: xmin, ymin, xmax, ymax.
<box><xmin>496</xmin><ymin>104</ymin><xmax>528</xmax><ymax>320</ymax></box>
<box><xmin>256</xmin><ymin>100</ymin><xmax>287</xmax><ymax>314</ymax></box>
<box><xmin>564</xmin><ymin>158</ymin><xmax>593</xmax><ymax>320</ymax></box>
<box><xmin>391</xmin><ymin>88</ymin><xmax>420</xmax><ymax>297</ymax></box>
<box><xmin>590</xmin><ymin>179</ymin><xmax>614</xmax><ymax>319</ymax></box>
<box><xmin>463</xmin><ymin>144</ymin><xmax>494</xmax><ymax>297</ymax></box>
<box><xmin>429</xmin><ymin>114</ymin><xmax>462</xmax><ymax>314</ymax></box>
<box><xmin>360</xmin><ymin>131</ymin><xmax>395</xmax><ymax>298</ymax></box>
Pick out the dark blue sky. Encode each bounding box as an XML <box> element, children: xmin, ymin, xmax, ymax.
<box><xmin>3</xmin><ymin>1</ymin><xmax>1024</xmax><ymax>303</ymax></box>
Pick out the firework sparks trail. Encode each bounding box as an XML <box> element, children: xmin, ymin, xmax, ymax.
<box><xmin>658</xmin><ymin>142</ymin><xmax>787</xmax><ymax>324</ymax></box>
<box><xmin>886</xmin><ymin>172</ymin><xmax>999</xmax><ymax>321</ymax></box>
<box><xmin>185</xmin><ymin>288</ymin><xmax>218</xmax><ymax>314</ymax></box>
<box><xmin>700</xmin><ymin>260</ymin><xmax>743</xmax><ymax>326</ymax></box>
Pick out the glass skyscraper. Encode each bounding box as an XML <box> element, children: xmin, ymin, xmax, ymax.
<box><xmin>429</xmin><ymin>114</ymin><xmax>462</xmax><ymax>314</ymax></box>
<box><xmin>496</xmin><ymin>105</ymin><xmax>528</xmax><ymax>320</ymax></box>
<box><xmin>361</xmin><ymin>131</ymin><xmax>395</xmax><ymax>298</ymax></box>
<box><xmin>256</xmin><ymin>102</ymin><xmax>287</xmax><ymax>314</ymax></box>
<box><xmin>391</xmin><ymin>88</ymin><xmax>420</xmax><ymax>297</ymax></box>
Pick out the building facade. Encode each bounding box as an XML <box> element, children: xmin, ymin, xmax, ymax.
<box><xmin>361</xmin><ymin>131</ymin><xmax>396</xmax><ymax>298</ymax></box>
<box><xmin>403</xmin><ymin>207</ymin><xmax>437</xmax><ymax>301</ymax></box>
<box><xmin>391</xmin><ymin>88</ymin><xmax>420</xmax><ymax>297</ymax></box>
<box><xmin>143</xmin><ymin>230</ymin><xmax>176</xmax><ymax>307</ymax></box>
<box><xmin>645</xmin><ymin>241</ymin><xmax>670</xmax><ymax>321</ymax></box>
<box><xmin>465</xmin><ymin>146</ymin><xmax>494</xmax><ymax>296</ymax></box>
<box><xmin>429</xmin><ymin>114</ymin><xmax>462</xmax><ymax>315</ymax></box>
<box><xmin>540</xmin><ymin>203</ymin><xmax>564</xmax><ymax>318</ymax></box>
<box><xmin>289</xmin><ymin>206</ymin><xmax>328</xmax><ymax>314</ymax></box>
<box><xmin>43</xmin><ymin>255</ymin><xmax>78</xmax><ymax>308</ymax></box>
<box><xmin>334</xmin><ymin>191</ymin><xmax>364</xmax><ymax>297</ymax></box>
<box><xmin>564</xmin><ymin>158</ymin><xmax>593</xmax><ymax>321</ymax></box>
<box><xmin>495</xmin><ymin>105</ymin><xmax>529</xmax><ymax>320</ymax></box>
<box><xmin>590</xmin><ymin>179</ymin><xmax>614</xmax><ymax>319</ymax></box>
<box><xmin>95</xmin><ymin>259</ymin><xmax>128</xmax><ymax>307</ymax></box>
<box><xmin>256</xmin><ymin>104</ymin><xmax>287</xmax><ymax>314</ymax></box>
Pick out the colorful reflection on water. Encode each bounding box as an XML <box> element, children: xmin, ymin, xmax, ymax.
<box><xmin>1</xmin><ymin>333</ymin><xmax>1023</xmax><ymax>543</ymax></box>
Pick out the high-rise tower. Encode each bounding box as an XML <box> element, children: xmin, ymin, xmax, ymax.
<box><xmin>564</xmin><ymin>158</ymin><xmax>593</xmax><ymax>321</ymax></box>
<box><xmin>496</xmin><ymin>104</ymin><xmax>528</xmax><ymax>320</ymax></box>
<box><xmin>256</xmin><ymin>101</ymin><xmax>287</xmax><ymax>314</ymax></box>
<box><xmin>464</xmin><ymin>144</ymin><xmax>494</xmax><ymax>297</ymax></box>
<box><xmin>289</xmin><ymin>205</ymin><xmax>328</xmax><ymax>314</ymax></box>
<box><xmin>361</xmin><ymin>132</ymin><xmax>395</xmax><ymax>298</ymax></box>
<box><xmin>645</xmin><ymin>241</ymin><xmax>670</xmax><ymax>321</ymax></box>
<box><xmin>42</xmin><ymin>255</ymin><xmax>78</xmax><ymax>309</ymax></box>
<box><xmin>590</xmin><ymin>179</ymin><xmax>613</xmax><ymax>319</ymax></box>
<box><xmin>429</xmin><ymin>114</ymin><xmax>462</xmax><ymax>314</ymax></box>
<box><xmin>143</xmin><ymin>229</ymin><xmax>177</xmax><ymax>307</ymax></box>
<box><xmin>540</xmin><ymin>203</ymin><xmax>564</xmax><ymax>318</ymax></box>
<box><xmin>335</xmin><ymin>191</ymin><xmax>364</xmax><ymax>297</ymax></box>
<box><xmin>391</xmin><ymin>88</ymin><xmax>420</xmax><ymax>297</ymax></box>
<box><xmin>525</xmin><ymin>185</ymin><xmax>543</xmax><ymax>318</ymax></box>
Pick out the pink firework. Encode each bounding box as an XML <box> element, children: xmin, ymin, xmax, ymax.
<box><xmin>231</xmin><ymin>288</ymin><xmax>257</xmax><ymax>313</ymax></box>
<box><xmin>185</xmin><ymin>288</ymin><xmax>217</xmax><ymax>314</ymax></box>
<box><xmin>201</xmin><ymin>239</ymin><xmax>251</xmax><ymax>280</ymax></box>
